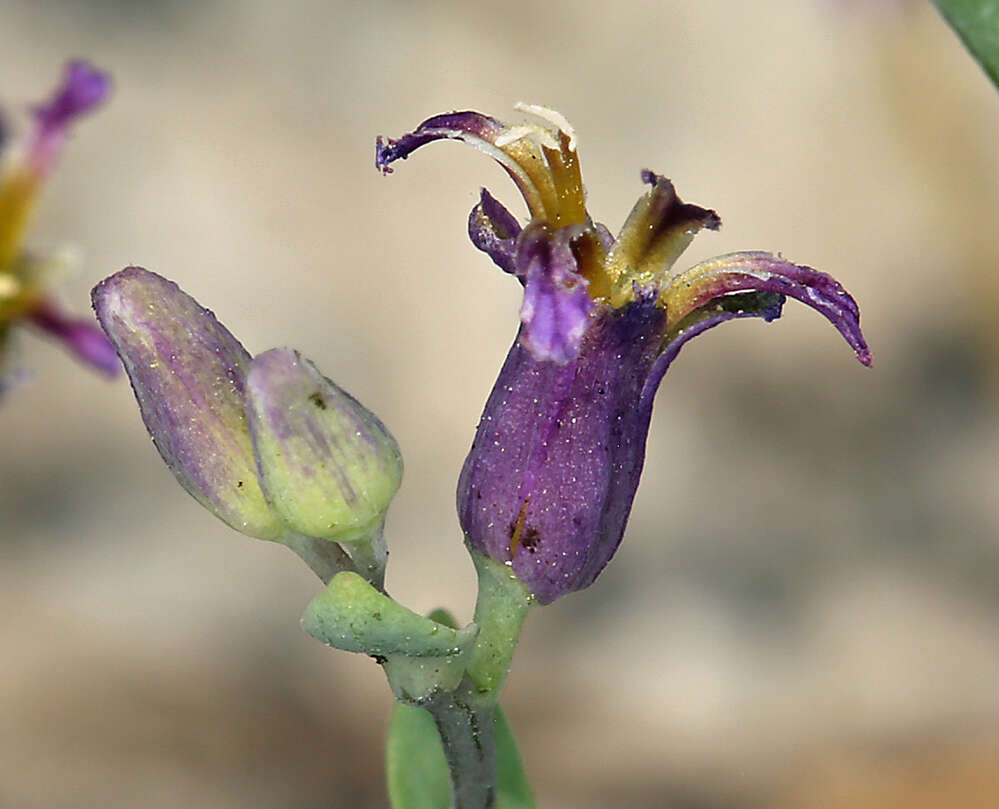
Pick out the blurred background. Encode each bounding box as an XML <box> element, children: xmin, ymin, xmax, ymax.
<box><xmin>3</xmin><ymin>1</ymin><xmax>999</xmax><ymax>807</ymax></box>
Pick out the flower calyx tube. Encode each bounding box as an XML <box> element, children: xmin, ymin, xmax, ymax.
<box><xmin>378</xmin><ymin>105</ymin><xmax>872</xmax><ymax>605</ymax></box>
<box><xmin>92</xmin><ymin>266</ymin><xmax>402</xmax><ymax>586</ymax></box>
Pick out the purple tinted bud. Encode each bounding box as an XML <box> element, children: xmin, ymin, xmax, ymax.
<box><xmin>92</xmin><ymin>267</ymin><xmax>284</xmax><ymax>540</ymax></box>
<box><xmin>244</xmin><ymin>348</ymin><xmax>403</xmax><ymax>545</ymax></box>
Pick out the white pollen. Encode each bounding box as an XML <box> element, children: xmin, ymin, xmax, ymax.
<box><xmin>514</xmin><ymin>102</ymin><xmax>578</xmax><ymax>152</ymax></box>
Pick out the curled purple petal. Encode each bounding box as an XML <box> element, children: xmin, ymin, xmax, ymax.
<box><xmin>376</xmin><ymin>108</ymin><xmax>566</xmax><ymax>222</ymax></box>
<box><xmin>92</xmin><ymin>267</ymin><xmax>284</xmax><ymax>540</ymax></box>
<box><xmin>665</xmin><ymin>251</ymin><xmax>872</xmax><ymax>367</ymax></box>
<box><xmin>468</xmin><ymin>188</ymin><xmax>523</xmax><ymax>276</ymax></box>
<box><xmin>517</xmin><ymin>224</ymin><xmax>594</xmax><ymax>364</ymax></box>
<box><xmin>375</xmin><ymin>111</ymin><xmax>504</xmax><ymax>174</ymax></box>
<box><xmin>28</xmin><ymin>60</ymin><xmax>111</xmax><ymax>174</ymax></box>
<box><xmin>27</xmin><ymin>300</ymin><xmax>120</xmax><ymax>377</ymax></box>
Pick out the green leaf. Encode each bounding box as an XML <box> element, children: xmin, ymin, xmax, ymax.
<box><xmin>386</xmin><ymin>702</ymin><xmax>536</xmax><ymax>809</ymax></box>
<box><xmin>494</xmin><ymin>707</ymin><xmax>536</xmax><ymax>809</ymax></box>
<box><xmin>934</xmin><ymin>0</ymin><xmax>999</xmax><ymax>91</ymax></box>
<box><xmin>386</xmin><ymin>702</ymin><xmax>450</xmax><ymax>809</ymax></box>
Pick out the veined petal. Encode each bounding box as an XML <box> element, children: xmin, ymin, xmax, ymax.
<box><xmin>604</xmin><ymin>171</ymin><xmax>720</xmax><ymax>305</ymax></box>
<box><xmin>517</xmin><ymin>224</ymin><xmax>594</xmax><ymax>364</ymax></box>
<box><xmin>467</xmin><ymin>188</ymin><xmax>522</xmax><ymax>276</ymax></box>
<box><xmin>663</xmin><ymin>251</ymin><xmax>872</xmax><ymax>366</ymax></box>
<box><xmin>376</xmin><ymin>106</ymin><xmax>587</xmax><ymax>227</ymax></box>
<box><xmin>92</xmin><ymin>267</ymin><xmax>284</xmax><ymax>540</ymax></box>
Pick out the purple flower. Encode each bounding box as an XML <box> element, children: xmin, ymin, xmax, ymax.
<box><xmin>0</xmin><ymin>60</ymin><xmax>117</xmax><ymax>396</ymax></box>
<box><xmin>377</xmin><ymin>105</ymin><xmax>871</xmax><ymax>604</ymax></box>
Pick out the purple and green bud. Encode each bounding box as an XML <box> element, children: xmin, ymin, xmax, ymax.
<box><xmin>0</xmin><ymin>60</ymin><xmax>117</xmax><ymax>393</ymax></box>
<box><xmin>378</xmin><ymin>105</ymin><xmax>871</xmax><ymax>604</ymax></box>
<box><xmin>92</xmin><ymin>267</ymin><xmax>402</xmax><ymax>557</ymax></box>
<box><xmin>246</xmin><ymin>348</ymin><xmax>403</xmax><ymax>544</ymax></box>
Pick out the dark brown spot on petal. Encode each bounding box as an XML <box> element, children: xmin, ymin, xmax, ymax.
<box><xmin>508</xmin><ymin>500</ymin><xmax>530</xmax><ymax>559</ymax></box>
<box><xmin>520</xmin><ymin>527</ymin><xmax>541</xmax><ymax>553</ymax></box>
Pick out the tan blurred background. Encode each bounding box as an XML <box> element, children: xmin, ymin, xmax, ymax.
<box><xmin>3</xmin><ymin>0</ymin><xmax>999</xmax><ymax>807</ymax></box>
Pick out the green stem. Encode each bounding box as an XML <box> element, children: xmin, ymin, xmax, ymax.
<box><xmin>423</xmin><ymin>549</ymin><xmax>532</xmax><ymax>808</ymax></box>
<box><xmin>283</xmin><ymin>532</ymin><xmax>354</xmax><ymax>584</ymax></box>
<box><xmin>425</xmin><ymin>682</ymin><xmax>498</xmax><ymax>809</ymax></box>
<box><xmin>344</xmin><ymin>521</ymin><xmax>388</xmax><ymax>591</ymax></box>
<box><xmin>382</xmin><ymin>549</ymin><xmax>532</xmax><ymax>808</ymax></box>
<box><xmin>465</xmin><ymin>548</ymin><xmax>533</xmax><ymax>699</ymax></box>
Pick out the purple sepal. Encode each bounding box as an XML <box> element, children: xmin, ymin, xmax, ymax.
<box><xmin>458</xmin><ymin>295</ymin><xmax>667</xmax><ymax>604</ymax></box>
<box><xmin>92</xmin><ymin>267</ymin><xmax>284</xmax><ymax>541</ymax></box>
<box><xmin>29</xmin><ymin>60</ymin><xmax>111</xmax><ymax>173</ymax></box>
<box><xmin>468</xmin><ymin>188</ymin><xmax>522</xmax><ymax>276</ymax></box>
<box><xmin>27</xmin><ymin>300</ymin><xmax>120</xmax><ymax>377</ymax></box>
<box><xmin>517</xmin><ymin>224</ymin><xmax>594</xmax><ymax>365</ymax></box>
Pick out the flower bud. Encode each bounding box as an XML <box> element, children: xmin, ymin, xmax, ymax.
<box><xmin>245</xmin><ymin>348</ymin><xmax>403</xmax><ymax>544</ymax></box>
<box><xmin>92</xmin><ymin>267</ymin><xmax>284</xmax><ymax>540</ymax></box>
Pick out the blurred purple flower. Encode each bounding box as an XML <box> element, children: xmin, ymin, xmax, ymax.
<box><xmin>378</xmin><ymin>105</ymin><xmax>871</xmax><ymax>604</ymax></box>
<box><xmin>0</xmin><ymin>60</ymin><xmax>118</xmax><ymax>397</ymax></box>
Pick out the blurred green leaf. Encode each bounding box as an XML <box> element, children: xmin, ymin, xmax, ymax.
<box><xmin>494</xmin><ymin>707</ymin><xmax>536</xmax><ymax>809</ymax></box>
<box><xmin>386</xmin><ymin>702</ymin><xmax>536</xmax><ymax>809</ymax></box>
<box><xmin>387</xmin><ymin>703</ymin><xmax>450</xmax><ymax>809</ymax></box>
<box><xmin>934</xmin><ymin>0</ymin><xmax>999</xmax><ymax>91</ymax></box>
